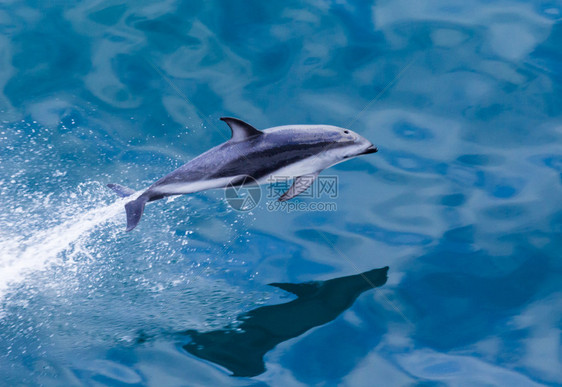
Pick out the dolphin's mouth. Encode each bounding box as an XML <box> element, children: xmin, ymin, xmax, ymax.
<box><xmin>358</xmin><ymin>145</ymin><xmax>378</xmax><ymax>155</ymax></box>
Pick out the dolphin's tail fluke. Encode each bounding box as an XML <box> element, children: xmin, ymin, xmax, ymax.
<box><xmin>125</xmin><ymin>195</ymin><xmax>148</xmax><ymax>232</ymax></box>
<box><xmin>107</xmin><ymin>183</ymin><xmax>136</xmax><ymax>198</ymax></box>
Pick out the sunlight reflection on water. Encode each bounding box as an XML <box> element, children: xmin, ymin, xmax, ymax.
<box><xmin>0</xmin><ymin>0</ymin><xmax>561</xmax><ymax>385</ymax></box>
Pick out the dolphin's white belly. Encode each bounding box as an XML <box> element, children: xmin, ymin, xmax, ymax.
<box><xmin>255</xmin><ymin>156</ymin><xmax>330</xmax><ymax>184</ymax></box>
<box><xmin>152</xmin><ymin>176</ymin><xmax>241</xmax><ymax>195</ymax></box>
<box><xmin>152</xmin><ymin>155</ymin><xmax>333</xmax><ymax>194</ymax></box>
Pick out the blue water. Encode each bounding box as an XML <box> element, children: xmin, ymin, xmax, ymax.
<box><xmin>1</xmin><ymin>0</ymin><xmax>561</xmax><ymax>385</ymax></box>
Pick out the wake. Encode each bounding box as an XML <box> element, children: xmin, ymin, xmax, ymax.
<box><xmin>0</xmin><ymin>194</ymin><xmax>135</xmax><ymax>306</ymax></box>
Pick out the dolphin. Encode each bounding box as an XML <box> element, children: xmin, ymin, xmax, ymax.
<box><xmin>181</xmin><ymin>266</ymin><xmax>389</xmax><ymax>377</ymax></box>
<box><xmin>108</xmin><ymin>117</ymin><xmax>378</xmax><ymax>231</ymax></box>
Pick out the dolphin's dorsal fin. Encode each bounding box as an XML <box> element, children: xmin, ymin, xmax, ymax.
<box><xmin>268</xmin><ymin>281</ymin><xmax>320</xmax><ymax>297</ymax></box>
<box><xmin>220</xmin><ymin>117</ymin><xmax>262</xmax><ymax>142</ymax></box>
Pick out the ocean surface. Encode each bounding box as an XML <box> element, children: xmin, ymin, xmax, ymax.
<box><xmin>1</xmin><ymin>0</ymin><xmax>561</xmax><ymax>385</ymax></box>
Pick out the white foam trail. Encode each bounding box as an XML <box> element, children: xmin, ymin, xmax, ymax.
<box><xmin>0</xmin><ymin>194</ymin><xmax>136</xmax><ymax>306</ymax></box>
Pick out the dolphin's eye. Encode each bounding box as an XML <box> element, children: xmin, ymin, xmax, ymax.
<box><xmin>343</xmin><ymin>130</ymin><xmax>349</xmax><ymax>134</ymax></box>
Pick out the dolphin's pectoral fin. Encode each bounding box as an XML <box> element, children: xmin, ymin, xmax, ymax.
<box><xmin>220</xmin><ymin>117</ymin><xmax>262</xmax><ymax>142</ymax></box>
<box><xmin>278</xmin><ymin>172</ymin><xmax>319</xmax><ymax>202</ymax></box>
<box><xmin>268</xmin><ymin>281</ymin><xmax>320</xmax><ymax>297</ymax></box>
<box><xmin>124</xmin><ymin>195</ymin><xmax>148</xmax><ymax>232</ymax></box>
<box><xmin>107</xmin><ymin>183</ymin><xmax>136</xmax><ymax>198</ymax></box>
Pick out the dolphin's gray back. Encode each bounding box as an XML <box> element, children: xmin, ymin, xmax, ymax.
<box><xmin>149</xmin><ymin>127</ymin><xmax>346</xmax><ymax>189</ymax></box>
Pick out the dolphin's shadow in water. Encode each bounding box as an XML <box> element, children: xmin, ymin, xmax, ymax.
<box><xmin>181</xmin><ymin>266</ymin><xmax>389</xmax><ymax>377</ymax></box>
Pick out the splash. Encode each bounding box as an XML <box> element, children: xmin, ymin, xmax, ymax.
<box><xmin>0</xmin><ymin>190</ymin><xmax>136</xmax><ymax>308</ymax></box>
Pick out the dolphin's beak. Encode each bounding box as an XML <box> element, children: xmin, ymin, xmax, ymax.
<box><xmin>359</xmin><ymin>145</ymin><xmax>378</xmax><ymax>155</ymax></box>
